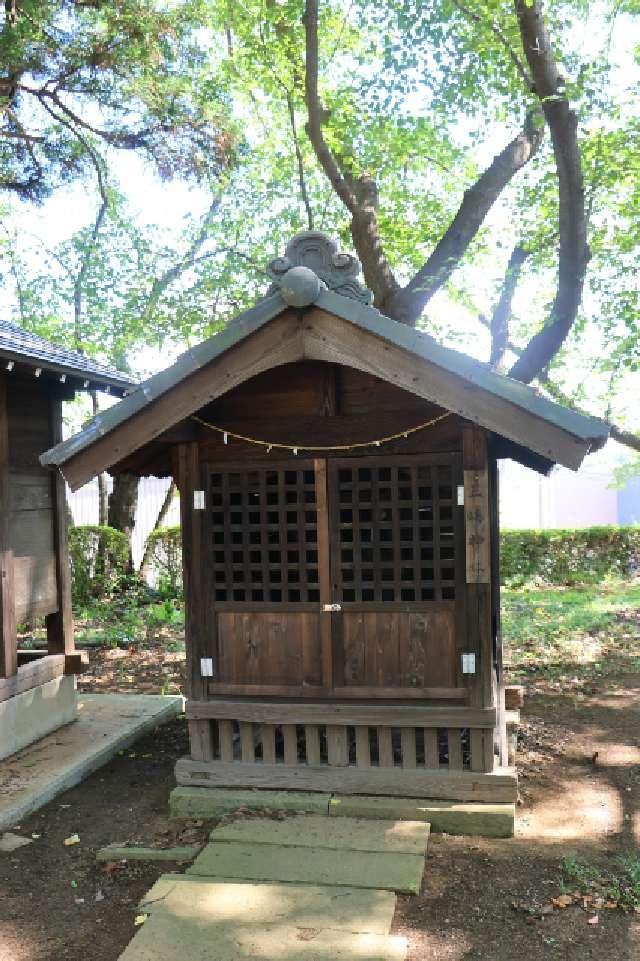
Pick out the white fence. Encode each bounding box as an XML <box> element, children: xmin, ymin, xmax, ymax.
<box><xmin>67</xmin><ymin>475</ymin><xmax>180</xmax><ymax>570</ymax></box>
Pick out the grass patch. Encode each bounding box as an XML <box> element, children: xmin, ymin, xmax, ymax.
<box><xmin>561</xmin><ymin>854</ymin><xmax>640</xmax><ymax>912</ymax></box>
<box><xmin>503</xmin><ymin>580</ymin><xmax>640</xmax><ymax>683</ymax></box>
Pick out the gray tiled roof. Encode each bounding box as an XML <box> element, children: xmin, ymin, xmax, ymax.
<box><xmin>0</xmin><ymin>320</ymin><xmax>135</xmax><ymax>394</ymax></box>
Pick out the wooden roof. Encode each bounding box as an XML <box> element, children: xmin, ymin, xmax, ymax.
<box><xmin>0</xmin><ymin>319</ymin><xmax>135</xmax><ymax>396</ymax></box>
<box><xmin>41</xmin><ymin>232</ymin><xmax>609</xmax><ymax>489</ymax></box>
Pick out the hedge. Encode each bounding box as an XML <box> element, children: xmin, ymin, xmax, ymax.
<box><xmin>141</xmin><ymin>524</ymin><xmax>640</xmax><ymax>593</ymax></box>
<box><xmin>500</xmin><ymin>526</ymin><xmax>640</xmax><ymax>587</ymax></box>
<box><xmin>68</xmin><ymin>525</ymin><xmax>130</xmax><ymax>606</ymax></box>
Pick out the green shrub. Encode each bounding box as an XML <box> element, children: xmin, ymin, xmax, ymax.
<box><xmin>500</xmin><ymin>526</ymin><xmax>640</xmax><ymax>587</ymax></box>
<box><xmin>145</xmin><ymin>526</ymin><xmax>182</xmax><ymax>597</ymax></box>
<box><xmin>69</xmin><ymin>525</ymin><xmax>130</xmax><ymax>606</ymax></box>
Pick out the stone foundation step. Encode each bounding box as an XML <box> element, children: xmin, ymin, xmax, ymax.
<box><xmin>210</xmin><ymin>815</ymin><xmax>429</xmax><ymax>856</ymax></box>
<box><xmin>187</xmin><ymin>840</ymin><xmax>425</xmax><ymax>894</ymax></box>
<box><xmin>169</xmin><ymin>786</ymin><xmax>515</xmax><ymax>837</ymax></box>
<box><xmin>119</xmin><ymin>912</ymin><xmax>407</xmax><ymax>961</ymax></box>
<box><xmin>140</xmin><ymin>875</ymin><xmax>397</xmax><ymax>935</ymax></box>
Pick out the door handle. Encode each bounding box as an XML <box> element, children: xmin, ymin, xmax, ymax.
<box><xmin>322</xmin><ymin>603</ymin><xmax>341</xmax><ymax>612</ymax></box>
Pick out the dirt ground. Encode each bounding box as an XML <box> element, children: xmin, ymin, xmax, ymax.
<box><xmin>1</xmin><ymin>653</ymin><xmax>639</xmax><ymax>960</ymax></box>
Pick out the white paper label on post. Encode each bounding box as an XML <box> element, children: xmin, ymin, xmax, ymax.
<box><xmin>200</xmin><ymin>657</ymin><xmax>214</xmax><ymax>677</ymax></box>
<box><xmin>193</xmin><ymin>490</ymin><xmax>206</xmax><ymax>510</ymax></box>
<box><xmin>322</xmin><ymin>603</ymin><xmax>341</xmax><ymax>612</ymax></box>
<box><xmin>461</xmin><ymin>653</ymin><xmax>476</xmax><ymax>674</ymax></box>
<box><xmin>457</xmin><ymin>484</ymin><xmax>465</xmax><ymax>505</ymax></box>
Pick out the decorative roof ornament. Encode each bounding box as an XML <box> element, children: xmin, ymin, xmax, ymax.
<box><xmin>267</xmin><ymin>231</ymin><xmax>373</xmax><ymax>306</ymax></box>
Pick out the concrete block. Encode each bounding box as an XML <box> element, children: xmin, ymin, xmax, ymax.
<box><xmin>329</xmin><ymin>796</ymin><xmax>515</xmax><ymax>838</ymax></box>
<box><xmin>0</xmin><ymin>693</ymin><xmax>183</xmax><ymax>832</ymax></box>
<box><xmin>169</xmin><ymin>786</ymin><xmax>330</xmax><ymax>819</ymax></box>
<box><xmin>211</xmin><ymin>815</ymin><xmax>429</xmax><ymax>856</ymax></box>
<box><xmin>0</xmin><ymin>675</ymin><xmax>77</xmax><ymax>761</ymax></box>
<box><xmin>140</xmin><ymin>875</ymin><xmax>397</xmax><ymax>935</ymax></box>
<box><xmin>119</xmin><ymin>912</ymin><xmax>407</xmax><ymax>961</ymax></box>
<box><xmin>187</xmin><ymin>841</ymin><xmax>425</xmax><ymax>894</ymax></box>
<box><xmin>96</xmin><ymin>843</ymin><xmax>201</xmax><ymax>863</ymax></box>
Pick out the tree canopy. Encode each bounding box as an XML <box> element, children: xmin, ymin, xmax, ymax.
<box><xmin>1</xmin><ymin>0</ymin><xmax>639</xmax><ymax>452</ymax></box>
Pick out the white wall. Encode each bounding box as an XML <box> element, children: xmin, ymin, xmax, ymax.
<box><xmin>499</xmin><ymin>460</ymin><xmax>619</xmax><ymax>530</ymax></box>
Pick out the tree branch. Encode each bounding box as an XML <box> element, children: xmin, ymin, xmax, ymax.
<box><xmin>384</xmin><ymin>110</ymin><xmax>543</xmax><ymax>325</ymax></box>
<box><xmin>508</xmin><ymin>0</ymin><xmax>589</xmax><ymax>384</ymax></box>
<box><xmin>303</xmin><ymin>0</ymin><xmax>357</xmax><ymax>215</ymax></box>
<box><xmin>142</xmin><ymin>196</ymin><xmax>221</xmax><ymax>322</ymax></box>
<box><xmin>303</xmin><ymin>0</ymin><xmax>399</xmax><ymax>306</ymax></box>
<box><xmin>489</xmin><ymin>243</ymin><xmax>530</xmax><ymax>369</ymax></box>
<box><xmin>451</xmin><ymin>0</ymin><xmax>532</xmax><ymax>89</ymax></box>
<box><xmin>286</xmin><ymin>91</ymin><xmax>314</xmax><ymax>230</ymax></box>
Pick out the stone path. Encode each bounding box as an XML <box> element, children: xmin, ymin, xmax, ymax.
<box><xmin>119</xmin><ymin>814</ymin><xmax>430</xmax><ymax>960</ymax></box>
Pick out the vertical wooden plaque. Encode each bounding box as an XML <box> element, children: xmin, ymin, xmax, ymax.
<box><xmin>464</xmin><ymin>468</ymin><xmax>490</xmax><ymax>583</ymax></box>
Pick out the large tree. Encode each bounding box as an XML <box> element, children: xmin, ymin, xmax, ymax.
<box><xmin>2</xmin><ymin>0</ymin><xmax>639</xmax><ymax>456</ymax></box>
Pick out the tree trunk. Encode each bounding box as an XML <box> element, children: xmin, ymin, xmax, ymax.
<box><xmin>107</xmin><ymin>473</ymin><xmax>139</xmax><ymax>572</ymax></box>
<box><xmin>139</xmin><ymin>480</ymin><xmax>177</xmax><ymax>583</ymax></box>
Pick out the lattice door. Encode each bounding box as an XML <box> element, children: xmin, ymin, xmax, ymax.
<box><xmin>327</xmin><ymin>454</ymin><xmax>462</xmax><ymax>695</ymax></box>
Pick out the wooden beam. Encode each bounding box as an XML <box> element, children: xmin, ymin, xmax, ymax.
<box><xmin>0</xmin><ymin>376</ymin><xmax>16</xmax><ymax>679</ymax></box>
<box><xmin>303</xmin><ymin>308</ymin><xmax>588</xmax><ymax>469</ymax></box>
<box><xmin>186</xmin><ymin>698</ymin><xmax>496</xmax><ymax>728</ymax></box>
<box><xmin>45</xmin><ymin>398</ymin><xmax>75</xmax><ymax>658</ymax></box>
<box><xmin>62</xmin><ymin>312</ymin><xmax>304</xmax><ymax>490</ymax></box>
<box><xmin>0</xmin><ymin>654</ymin><xmax>65</xmax><ymax>703</ymax></box>
<box><xmin>175</xmin><ymin>757</ymin><xmax>518</xmax><ymax>802</ymax></box>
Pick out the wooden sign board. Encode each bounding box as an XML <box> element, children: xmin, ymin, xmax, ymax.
<box><xmin>464</xmin><ymin>468</ymin><xmax>490</xmax><ymax>583</ymax></box>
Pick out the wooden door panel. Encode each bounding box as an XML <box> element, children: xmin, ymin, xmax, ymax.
<box><xmin>338</xmin><ymin>609</ymin><xmax>457</xmax><ymax>693</ymax></box>
<box><xmin>214</xmin><ymin>611</ymin><xmax>323</xmax><ymax>692</ymax></box>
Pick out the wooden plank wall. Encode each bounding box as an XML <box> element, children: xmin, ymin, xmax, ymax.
<box><xmin>0</xmin><ymin>376</ymin><xmax>17</xmax><ymax>677</ymax></box>
<box><xmin>7</xmin><ymin>380</ymin><xmax>57</xmax><ymax>622</ymax></box>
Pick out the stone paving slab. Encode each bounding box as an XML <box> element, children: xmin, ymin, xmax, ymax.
<box><xmin>140</xmin><ymin>875</ymin><xmax>396</xmax><ymax>935</ymax></box>
<box><xmin>187</xmin><ymin>841</ymin><xmax>425</xmax><ymax>894</ymax></box>
<box><xmin>119</xmin><ymin>912</ymin><xmax>407</xmax><ymax>961</ymax></box>
<box><xmin>96</xmin><ymin>843</ymin><xmax>201</xmax><ymax>863</ymax></box>
<box><xmin>329</xmin><ymin>796</ymin><xmax>514</xmax><ymax>838</ymax></box>
<box><xmin>170</xmin><ymin>786</ymin><xmax>330</xmax><ymax>819</ymax></box>
<box><xmin>0</xmin><ymin>693</ymin><xmax>183</xmax><ymax>832</ymax></box>
<box><xmin>211</xmin><ymin>815</ymin><xmax>429</xmax><ymax>855</ymax></box>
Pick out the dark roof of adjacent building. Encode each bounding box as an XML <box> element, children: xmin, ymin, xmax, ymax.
<box><xmin>0</xmin><ymin>320</ymin><xmax>135</xmax><ymax>396</ymax></box>
<box><xmin>40</xmin><ymin>231</ymin><xmax>610</xmax><ymax>484</ymax></box>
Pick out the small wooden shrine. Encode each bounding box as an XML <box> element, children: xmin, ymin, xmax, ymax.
<box><xmin>0</xmin><ymin>321</ymin><xmax>133</xmax><ymax>759</ymax></box>
<box><xmin>42</xmin><ymin>232</ymin><xmax>609</xmax><ymax>802</ymax></box>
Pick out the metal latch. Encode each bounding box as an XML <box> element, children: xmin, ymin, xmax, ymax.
<box><xmin>323</xmin><ymin>603</ymin><xmax>342</xmax><ymax>612</ymax></box>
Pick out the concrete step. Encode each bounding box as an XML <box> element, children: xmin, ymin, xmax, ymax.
<box><xmin>187</xmin><ymin>840</ymin><xmax>425</xmax><ymax>894</ymax></box>
<box><xmin>329</xmin><ymin>796</ymin><xmax>515</xmax><ymax>838</ymax></box>
<box><xmin>140</xmin><ymin>875</ymin><xmax>397</xmax><ymax>935</ymax></box>
<box><xmin>211</xmin><ymin>815</ymin><xmax>429</xmax><ymax>856</ymax></box>
<box><xmin>119</xmin><ymin>912</ymin><xmax>407</xmax><ymax>961</ymax></box>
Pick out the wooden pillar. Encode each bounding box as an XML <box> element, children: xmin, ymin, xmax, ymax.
<box><xmin>176</xmin><ymin>442</ymin><xmax>207</xmax><ymax>702</ymax></box>
<box><xmin>0</xmin><ymin>376</ymin><xmax>17</xmax><ymax>678</ymax></box>
<box><xmin>46</xmin><ymin>397</ymin><xmax>75</xmax><ymax>657</ymax></box>
<box><xmin>489</xmin><ymin>452</ymin><xmax>507</xmax><ymax>765</ymax></box>
<box><xmin>462</xmin><ymin>425</ymin><xmax>493</xmax><ymax>711</ymax></box>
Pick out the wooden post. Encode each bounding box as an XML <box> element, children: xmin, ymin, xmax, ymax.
<box><xmin>462</xmin><ymin>425</ymin><xmax>494</xmax><ymax>711</ymax></box>
<box><xmin>314</xmin><ymin>457</ymin><xmax>333</xmax><ymax>693</ymax></box>
<box><xmin>0</xmin><ymin>376</ymin><xmax>17</xmax><ymax>678</ymax></box>
<box><xmin>177</xmin><ymin>442</ymin><xmax>207</xmax><ymax>703</ymax></box>
<box><xmin>45</xmin><ymin>397</ymin><xmax>75</xmax><ymax>658</ymax></box>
